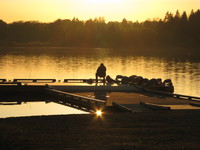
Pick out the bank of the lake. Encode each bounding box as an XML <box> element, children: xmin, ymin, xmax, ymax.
<box><xmin>1</xmin><ymin>110</ymin><xmax>200</xmax><ymax>150</ymax></box>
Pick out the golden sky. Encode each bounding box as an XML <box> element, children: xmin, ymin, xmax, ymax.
<box><xmin>0</xmin><ymin>0</ymin><xmax>199</xmax><ymax>23</ymax></box>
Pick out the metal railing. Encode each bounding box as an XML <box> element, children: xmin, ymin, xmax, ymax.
<box><xmin>13</xmin><ymin>79</ymin><xmax>56</xmax><ymax>83</ymax></box>
<box><xmin>45</xmin><ymin>87</ymin><xmax>106</xmax><ymax>112</ymax></box>
<box><xmin>63</xmin><ymin>79</ymin><xmax>103</xmax><ymax>83</ymax></box>
<box><xmin>173</xmin><ymin>94</ymin><xmax>200</xmax><ymax>102</ymax></box>
<box><xmin>141</xmin><ymin>86</ymin><xmax>200</xmax><ymax>102</ymax></box>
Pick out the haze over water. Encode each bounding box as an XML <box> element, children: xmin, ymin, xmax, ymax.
<box><xmin>0</xmin><ymin>47</ymin><xmax>199</xmax><ymax>97</ymax></box>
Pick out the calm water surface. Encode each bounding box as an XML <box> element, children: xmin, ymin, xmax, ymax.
<box><xmin>0</xmin><ymin>47</ymin><xmax>199</xmax><ymax>117</ymax></box>
<box><xmin>0</xmin><ymin>47</ymin><xmax>199</xmax><ymax>96</ymax></box>
<box><xmin>0</xmin><ymin>101</ymin><xmax>88</xmax><ymax>118</ymax></box>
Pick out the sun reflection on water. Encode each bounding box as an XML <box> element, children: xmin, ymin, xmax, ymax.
<box><xmin>0</xmin><ymin>48</ymin><xmax>199</xmax><ymax>97</ymax></box>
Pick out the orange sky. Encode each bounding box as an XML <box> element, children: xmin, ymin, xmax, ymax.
<box><xmin>0</xmin><ymin>0</ymin><xmax>199</xmax><ymax>23</ymax></box>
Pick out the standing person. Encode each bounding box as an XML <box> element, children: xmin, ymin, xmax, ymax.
<box><xmin>96</xmin><ymin>63</ymin><xmax>106</xmax><ymax>83</ymax></box>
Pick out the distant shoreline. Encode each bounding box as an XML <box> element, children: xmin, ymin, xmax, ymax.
<box><xmin>0</xmin><ymin>45</ymin><xmax>199</xmax><ymax>60</ymax></box>
<box><xmin>0</xmin><ymin>10</ymin><xmax>200</xmax><ymax>58</ymax></box>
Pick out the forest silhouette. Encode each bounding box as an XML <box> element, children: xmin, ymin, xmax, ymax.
<box><xmin>0</xmin><ymin>10</ymin><xmax>199</xmax><ymax>57</ymax></box>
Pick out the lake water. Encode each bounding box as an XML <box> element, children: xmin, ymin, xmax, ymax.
<box><xmin>0</xmin><ymin>47</ymin><xmax>199</xmax><ymax>96</ymax></box>
<box><xmin>0</xmin><ymin>47</ymin><xmax>199</xmax><ymax>117</ymax></box>
<box><xmin>0</xmin><ymin>101</ymin><xmax>88</xmax><ymax>118</ymax></box>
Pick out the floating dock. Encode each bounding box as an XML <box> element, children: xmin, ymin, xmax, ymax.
<box><xmin>0</xmin><ymin>78</ymin><xmax>200</xmax><ymax>113</ymax></box>
<box><xmin>0</xmin><ymin>78</ymin><xmax>142</xmax><ymax>93</ymax></box>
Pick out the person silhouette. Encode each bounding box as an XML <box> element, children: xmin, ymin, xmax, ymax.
<box><xmin>96</xmin><ymin>63</ymin><xmax>106</xmax><ymax>83</ymax></box>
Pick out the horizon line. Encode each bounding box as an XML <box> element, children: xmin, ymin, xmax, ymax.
<box><xmin>1</xmin><ymin>9</ymin><xmax>199</xmax><ymax>24</ymax></box>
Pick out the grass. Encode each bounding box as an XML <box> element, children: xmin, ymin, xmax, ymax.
<box><xmin>1</xmin><ymin>110</ymin><xmax>200</xmax><ymax>150</ymax></box>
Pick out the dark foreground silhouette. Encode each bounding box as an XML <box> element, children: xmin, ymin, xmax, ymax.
<box><xmin>1</xmin><ymin>111</ymin><xmax>200</xmax><ymax>150</ymax></box>
<box><xmin>96</xmin><ymin>63</ymin><xmax>106</xmax><ymax>83</ymax></box>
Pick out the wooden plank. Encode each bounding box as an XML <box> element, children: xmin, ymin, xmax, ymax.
<box><xmin>189</xmin><ymin>102</ymin><xmax>200</xmax><ymax>107</ymax></box>
<box><xmin>143</xmin><ymin>87</ymin><xmax>173</xmax><ymax>96</ymax></box>
<box><xmin>140</xmin><ymin>102</ymin><xmax>171</xmax><ymax>110</ymax></box>
<box><xmin>112</xmin><ymin>102</ymin><xmax>132</xmax><ymax>112</ymax></box>
<box><xmin>63</xmin><ymin>79</ymin><xmax>103</xmax><ymax>83</ymax></box>
<box><xmin>49</xmin><ymin>88</ymin><xmax>106</xmax><ymax>103</ymax></box>
<box><xmin>13</xmin><ymin>79</ymin><xmax>56</xmax><ymax>83</ymax></box>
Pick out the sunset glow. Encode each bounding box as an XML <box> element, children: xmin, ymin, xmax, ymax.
<box><xmin>84</xmin><ymin>0</ymin><xmax>122</xmax><ymax>4</ymax></box>
<box><xmin>0</xmin><ymin>0</ymin><xmax>199</xmax><ymax>23</ymax></box>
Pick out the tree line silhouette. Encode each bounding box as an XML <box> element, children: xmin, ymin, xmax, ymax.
<box><xmin>0</xmin><ymin>10</ymin><xmax>199</xmax><ymax>56</ymax></box>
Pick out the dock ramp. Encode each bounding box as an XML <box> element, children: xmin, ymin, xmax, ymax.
<box><xmin>45</xmin><ymin>88</ymin><xmax>106</xmax><ymax>112</ymax></box>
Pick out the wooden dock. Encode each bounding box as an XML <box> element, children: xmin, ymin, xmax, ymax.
<box><xmin>0</xmin><ymin>78</ymin><xmax>200</xmax><ymax>113</ymax></box>
<box><xmin>107</xmin><ymin>92</ymin><xmax>200</xmax><ymax>112</ymax></box>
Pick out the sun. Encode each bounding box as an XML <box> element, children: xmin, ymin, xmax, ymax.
<box><xmin>84</xmin><ymin>0</ymin><xmax>122</xmax><ymax>5</ymax></box>
<box><xmin>75</xmin><ymin>0</ymin><xmax>126</xmax><ymax>21</ymax></box>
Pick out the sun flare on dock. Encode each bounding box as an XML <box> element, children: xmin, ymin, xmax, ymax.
<box><xmin>96</xmin><ymin>110</ymin><xmax>102</xmax><ymax>116</ymax></box>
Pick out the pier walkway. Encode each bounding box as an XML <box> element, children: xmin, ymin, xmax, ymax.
<box><xmin>0</xmin><ymin>78</ymin><xmax>200</xmax><ymax>113</ymax></box>
<box><xmin>74</xmin><ymin>91</ymin><xmax>200</xmax><ymax>112</ymax></box>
